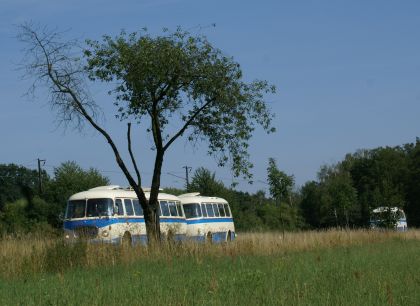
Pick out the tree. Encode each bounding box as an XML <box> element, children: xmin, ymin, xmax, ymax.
<box><xmin>43</xmin><ymin>161</ymin><xmax>110</xmax><ymax>225</ymax></box>
<box><xmin>188</xmin><ymin>167</ymin><xmax>225</xmax><ymax>196</ymax></box>
<box><xmin>18</xmin><ymin>24</ymin><xmax>276</xmax><ymax>242</ymax></box>
<box><xmin>406</xmin><ymin>139</ymin><xmax>420</xmax><ymax>226</ymax></box>
<box><xmin>267</xmin><ymin>158</ymin><xmax>294</xmax><ymax>205</ymax></box>
<box><xmin>266</xmin><ymin>158</ymin><xmax>297</xmax><ymax>233</ymax></box>
<box><xmin>0</xmin><ymin>163</ymin><xmax>47</xmax><ymax>211</ymax></box>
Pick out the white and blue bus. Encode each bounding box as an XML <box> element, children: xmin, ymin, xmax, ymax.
<box><xmin>63</xmin><ymin>185</ymin><xmax>187</xmax><ymax>245</ymax></box>
<box><xmin>179</xmin><ymin>193</ymin><xmax>235</xmax><ymax>243</ymax></box>
<box><xmin>370</xmin><ymin>207</ymin><xmax>408</xmax><ymax>232</ymax></box>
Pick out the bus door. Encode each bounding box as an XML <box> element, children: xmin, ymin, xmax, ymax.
<box><xmin>113</xmin><ymin>198</ymin><xmax>125</xmax><ymax>235</ymax></box>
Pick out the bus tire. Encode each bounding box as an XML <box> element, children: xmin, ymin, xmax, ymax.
<box><xmin>122</xmin><ymin>232</ymin><xmax>132</xmax><ymax>247</ymax></box>
<box><xmin>167</xmin><ymin>230</ymin><xmax>175</xmax><ymax>243</ymax></box>
<box><xmin>206</xmin><ymin>232</ymin><xmax>213</xmax><ymax>244</ymax></box>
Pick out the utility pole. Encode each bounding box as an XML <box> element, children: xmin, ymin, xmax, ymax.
<box><xmin>183</xmin><ymin>166</ymin><xmax>192</xmax><ymax>190</ymax></box>
<box><xmin>37</xmin><ymin>158</ymin><xmax>46</xmax><ymax>194</ymax></box>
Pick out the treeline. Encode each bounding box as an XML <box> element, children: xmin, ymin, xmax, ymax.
<box><xmin>300</xmin><ymin>138</ymin><xmax>420</xmax><ymax>229</ymax></box>
<box><xmin>164</xmin><ymin>167</ymin><xmax>303</xmax><ymax>232</ymax></box>
<box><xmin>0</xmin><ymin>162</ymin><xmax>108</xmax><ymax>234</ymax></box>
<box><xmin>0</xmin><ymin>139</ymin><xmax>419</xmax><ymax>234</ymax></box>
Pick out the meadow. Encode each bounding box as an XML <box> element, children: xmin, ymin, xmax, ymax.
<box><xmin>0</xmin><ymin>230</ymin><xmax>419</xmax><ymax>305</ymax></box>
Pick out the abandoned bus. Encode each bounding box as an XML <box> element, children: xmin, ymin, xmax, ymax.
<box><xmin>63</xmin><ymin>185</ymin><xmax>186</xmax><ymax>245</ymax></box>
<box><xmin>370</xmin><ymin>207</ymin><xmax>408</xmax><ymax>231</ymax></box>
<box><xmin>179</xmin><ymin>193</ymin><xmax>235</xmax><ymax>242</ymax></box>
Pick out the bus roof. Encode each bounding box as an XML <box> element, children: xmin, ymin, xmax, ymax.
<box><xmin>68</xmin><ymin>185</ymin><xmax>180</xmax><ymax>201</ymax></box>
<box><xmin>178</xmin><ymin>193</ymin><xmax>228</xmax><ymax>204</ymax></box>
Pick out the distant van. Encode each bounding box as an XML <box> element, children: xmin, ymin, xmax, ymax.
<box><xmin>370</xmin><ymin>207</ymin><xmax>407</xmax><ymax>231</ymax></box>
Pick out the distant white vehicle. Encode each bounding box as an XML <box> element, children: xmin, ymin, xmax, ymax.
<box><xmin>370</xmin><ymin>207</ymin><xmax>408</xmax><ymax>231</ymax></box>
<box><xmin>179</xmin><ymin>193</ymin><xmax>236</xmax><ymax>242</ymax></box>
<box><xmin>63</xmin><ymin>186</ymin><xmax>187</xmax><ymax>245</ymax></box>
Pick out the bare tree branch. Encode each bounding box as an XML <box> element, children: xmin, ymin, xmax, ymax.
<box><xmin>163</xmin><ymin>97</ymin><xmax>215</xmax><ymax>152</ymax></box>
<box><xmin>127</xmin><ymin>122</ymin><xmax>142</xmax><ymax>187</ymax></box>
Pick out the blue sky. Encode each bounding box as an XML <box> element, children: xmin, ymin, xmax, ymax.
<box><xmin>1</xmin><ymin>0</ymin><xmax>419</xmax><ymax>193</ymax></box>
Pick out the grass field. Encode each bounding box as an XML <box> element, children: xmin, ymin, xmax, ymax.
<box><xmin>0</xmin><ymin>230</ymin><xmax>419</xmax><ymax>305</ymax></box>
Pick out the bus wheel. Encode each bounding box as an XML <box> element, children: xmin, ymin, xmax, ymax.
<box><xmin>227</xmin><ymin>231</ymin><xmax>232</xmax><ymax>242</ymax></box>
<box><xmin>206</xmin><ymin>232</ymin><xmax>213</xmax><ymax>244</ymax></box>
<box><xmin>122</xmin><ymin>232</ymin><xmax>132</xmax><ymax>247</ymax></box>
<box><xmin>167</xmin><ymin>230</ymin><xmax>175</xmax><ymax>243</ymax></box>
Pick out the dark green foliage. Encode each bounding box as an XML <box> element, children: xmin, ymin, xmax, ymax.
<box><xmin>299</xmin><ymin>139</ymin><xmax>420</xmax><ymax>228</ymax></box>
<box><xmin>405</xmin><ymin>139</ymin><xmax>420</xmax><ymax>226</ymax></box>
<box><xmin>0</xmin><ymin>197</ymin><xmax>58</xmax><ymax>234</ymax></box>
<box><xmin>43</xmin><ymin>161</ymin><xmax>110</xmax><ymax>213</ymax></box>
<box><xmin>188</xmin><ymin>167</ymin><xmax>302</xmax><ymax>231</ymax></box>
<box><xmin>0</xmin><ymin>161</ymin><xmax>109</xmax><ymax>234</ymax></box>
<box><xmin>188</xmin><ymin>167</ymin><xmax>225</xmax><ymax>196</ymax></box>
<box><xmin>267</xmin><ymin>158</ymin><xmax>294</xmax><ymax>204</ymax></box>
<box><xmin>0</xmin><ymin>164</ymin><xmax>47</xmax><ymax>211</ymax></box>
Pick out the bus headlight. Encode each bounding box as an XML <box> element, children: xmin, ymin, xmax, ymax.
<box><xmin>65</xmin><ymin>234</ymin><xmax>70</xmax><ymax>239</ymax></box>
<box><xmin>102</xmin><ymin>230</ymin><xmax>109</xmax><ymax>237</ymax></box>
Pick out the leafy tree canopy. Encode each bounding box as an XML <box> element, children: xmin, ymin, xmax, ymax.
<box><xmin>188</xmin><ymin>167</ymin><xmax>225</xmax><ymax>196</ymax></box>
<box><xmin>84</xmin><ymin>28</ymin><xmax>276</xmax><ymax>179</ymax></box>
<box><xmin>44</xmin><ymin>161</ymin><xmax>110</xmax><ymax>210</ymax></box>
<box><xmin>0</xmin><ymin>164</ymin><xmax>47</xmax><ymax>211</ymax></box>
<box><xmin>267</xmin><ymin>158</ymin><xmax>294</xmax><ymax>204</ymax></box>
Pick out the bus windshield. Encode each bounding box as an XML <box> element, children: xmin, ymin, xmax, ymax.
<box><xmin>65</xmin><ymin>200</ymin><xmax>86</xmax><ymax>219</ymax></box>
<box><xmin>86</xmin><ymin>198</ymin><xmax>113</xmax><ymax>217</ymax></box>
<box><xmin>183</xmin><ymin>203</ymin><xmax>202</xmax><ymax>219</ymax></box>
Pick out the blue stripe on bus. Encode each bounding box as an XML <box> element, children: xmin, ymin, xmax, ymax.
<box><xmin>63</xmin><ymin>217</ymin><xmax>186</xmax><ymax>230</ymax></box>
<box><xmin>188</xmin><ymin>231</ymin><xmax>236</xmax><ymax>243</ymax></box>
<box><xmin>186</xmin><ymin>218</ymin><xmax>234</xmax><ymax>224</ymax></box>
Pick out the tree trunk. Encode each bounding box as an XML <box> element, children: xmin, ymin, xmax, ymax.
<box><xmin>146</xmin><ymin>149</ymin><xmax>165</xmax><ymax>243</ymax></box>
<box><xmin>144</xmin><ymin>204</ymin><xmax>160</xmax><ymax>244</ymax></box>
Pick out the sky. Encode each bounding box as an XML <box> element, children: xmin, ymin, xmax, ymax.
<box><xmin>1</xmin><ymin>0</ymin><xmax>419</xmax><ymax>194</ymax></box>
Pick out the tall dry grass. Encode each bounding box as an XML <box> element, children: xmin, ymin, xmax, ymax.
<box><xmin>1</xmin><ymin>229</ymin><xmax>419</xmax><ymax>279</ymax></box>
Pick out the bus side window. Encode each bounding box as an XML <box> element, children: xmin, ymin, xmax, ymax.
<box><xmin>115</xmin><ymin>199</ymin><xmax>124</xmax><ymax>216</ymax></box>
<box><xmin>168</xmin><ymin>201</ymin><xmax>178</xmax><ymax>216</ymax></box>
<box><xmin>213</xmin><ymin>203</ymin><xmax>220</xmax><ymax>217</ymax></box>
<box><xmin>224</xmin><ymin>204</ymin><xmax>231</xmax><ymax>217</ymax></box>
<box><xmin>206</xmin><ymin>203</ymin><xmax>215</xmax><ymax>217</ymax></box>
<box><xmin>176</xmin><ymin>202</ymin><xmax>184</xmax><ymax>217</ymax></box>
<box><xmin>218</xmin><ymin>203</ymin><xmax>226</xmax><ymax>217</ymax></box>
<box><xmin>160</xmin><ymin>201</ymin><xmax>170</xmax><ymax>216</ymax></box>
<box><xmin>132</xmin><ymin>199</ymin><xmax>143</xmax><ymax>216</ymax></box>
<box><xmin>201</xmin><ymin>203</ymin><xmax>208</xmax><ymax>217</ymax></box>
<box><xmin>124</xmin><ymin>199</ymin><xmax>134</xmax><ymax>216</ymax></box>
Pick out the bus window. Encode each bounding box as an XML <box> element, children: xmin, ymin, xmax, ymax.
<box><xmin>115</xmin><ymin>199</ymin><xmax>124</xmax><ymax>215</ymax></box>
<box><xmin>160</xmin><ymin>201</ymin><xmax>170</xmax><ymax>216</ymax></box>
<box><xmin>132</xmin><ymin>199</ymin><xmax>143</xmax><ymax>216</ymax></box>
<box><xmin>168</xmin><ymin>201</ymin><xmax>178</xmax><ymax>216</ymax></box>
<box><xmin>206</xmin><ymin>203</ymin><xmax>215</xmax><ymax>217</ymax></box>
<box><xmin>176</xmin><ymin>202</ymin><xmax>184</xmax><ymax>217</ymax></box>
<box><xmin>87</xmin><ymin>198</ymin><xmax>113</xmax><ymax>217</ymax></box>
<box><xmin>213</xmin><ymin>203</ymin><xmax>220</xmax><ymax>217</ymax></box>
<box><xmin>218</xmin><ymin>203</ymin><xmax>226</xmax><ymax>217</ymax></box>
<box><xmin>224</xmin><ymin>204</ymin><xmax>231</xmax><ymax>217</ymax></box>
<box><xmin>66</xmin><ymin>200</ymin><xmax>86</xmax><ymax>219</ymax></box>
<box><xmin>183</xmin><ymin>203</ymin><xmax>202</xmax><ymax>219</ymax></box>
<box><xmin>201</xmin><ymin>204</ymin><xmax>208</xmax><ymax>217</ymax></box>
<box><xmin>124</xmin><ymin>199</ymin><xmax>134</xmax><ymax>216</ymax></box>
